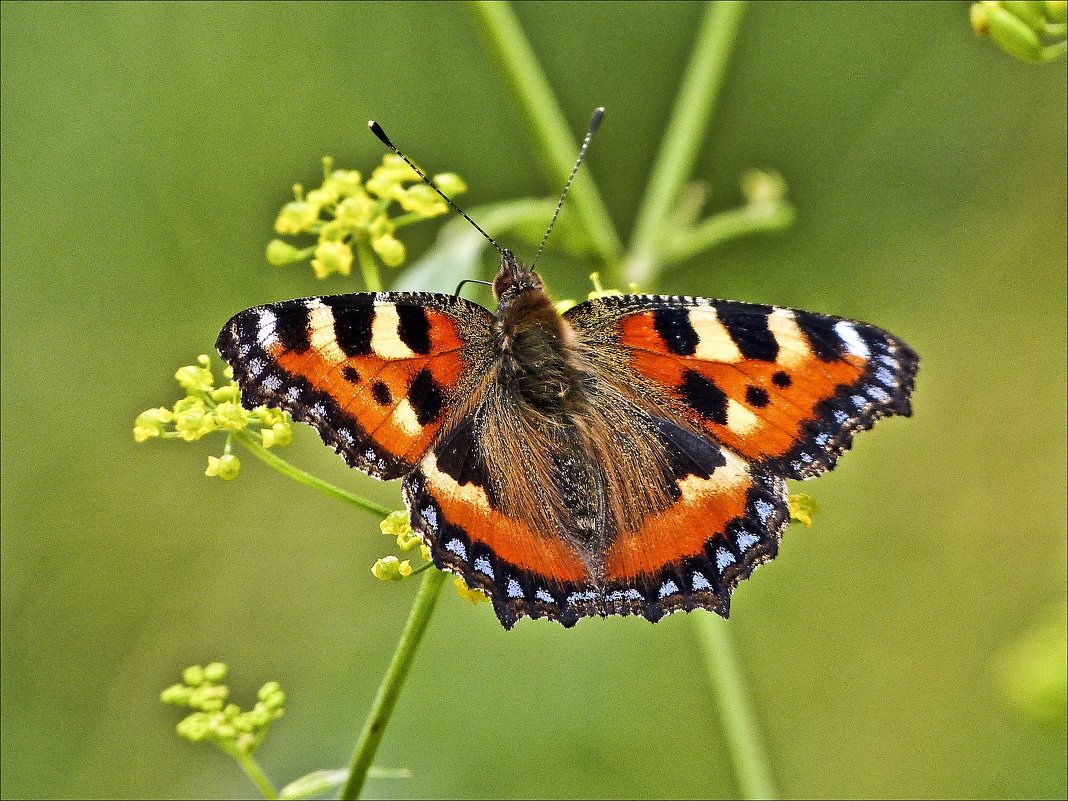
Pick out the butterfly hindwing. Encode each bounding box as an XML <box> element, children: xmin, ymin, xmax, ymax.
<box><xmin>405</xmin><ymin>398</ymin><xmax>789</xmax><ymax>627</ymax></box>
<box><xmin>403</xmin><ymin>413</ymin><xmax>592</xmax><ymax>629</ymax></box>
<box><xmin>566</xmin><ymin>295</ymin><xmax>919</xmax><ymax>480</ymax></box>
<box><xmin>216</xmin><ymin>292</ymin><xmax>492</xmax><ymax>479</ymax></box>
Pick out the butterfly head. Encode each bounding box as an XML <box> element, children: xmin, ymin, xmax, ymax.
<box><xmin>492</xmin><ymin>250</ymin><xmax>542</xmax><ymax>304</ymax></box>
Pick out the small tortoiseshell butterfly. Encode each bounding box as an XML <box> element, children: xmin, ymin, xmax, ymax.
<box><xmin>216</xmin><ymin>110</ymin><xmax>918</xmax><ymax>629</ymax></box>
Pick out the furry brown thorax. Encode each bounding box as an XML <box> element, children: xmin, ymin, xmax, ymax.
<box><xmin>491</xmin><ymin>251</ymin><xmax>584</xmax><ymax>415</ymax></box>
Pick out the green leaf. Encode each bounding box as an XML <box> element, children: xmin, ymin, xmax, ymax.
<box><xmin>279</xmin><ymin>769</ymin><xmax>348</xmax><ymax>800</ymax></box>
<box><xmin>279</xmin><ymin>766</ymin><xmax>412</xmax><ymax>799</ymax></box>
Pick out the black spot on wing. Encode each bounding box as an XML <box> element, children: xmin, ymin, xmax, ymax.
<box><xmin>746</xmin><ymin>386</ymin><xmax>770</xmax><ymax>408</ymax></box>
<box><xmin>396</xmin><ymin>305</ymin><xmax>432</xmax><ymax>354</ymax></box>
<box><xmin>653</xmin><ymin>307</ymin><xmax>698</xmax><ymax>355</ymax></box>
<box><xmin>342</xmin><ymin>366</ymin><xmax>360</xmax><ymax>383</ymax></box>
<box><xmin>371</xmin><ymin>381</ymin><xmax>392</xmax><ymax>406</ymax></box>
<box><xmin>793</xmin><ymin>312</ymin><xmax>844</xmax><ymax>362</ymax></box>
<box><xmin>322</xmin><ymin>294</ymin><xmax>374</xmax><ymax>357</ymax></box>
<box><xmin>772</xmin><ymin>370</ymin><xmax>792</xmax><ymax>388</ymax></box>
<box><xmin>714</xmin><ymin>301</ymin><xmax>779</xmax><ymax>361</ymax></box>
<box><xmin>680</xmin><ymin>369</ymin><xmax>728</xmax><ymax>425</ymax></box>
<box><xmin>275</xmin><ymin>303</ymin><xmax>311</xmax><ymax>353</ymax></box>
<box><xmin>408</xmin><ymin>368</ymin><xmax>445</xmax><ymax>425</ymax></box>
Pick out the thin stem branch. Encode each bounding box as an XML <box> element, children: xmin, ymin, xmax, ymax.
<box><xmin>662</xmin><ymin>201</ymin><xmax>795</xmax><ymax>269</ymax></box>
<box><xmin>234</xmin><ymin>430</ymin><xmax>392</xmax><ymax>518</ymax></box>
<box><xmin>355</xmin><ymin>236</ymin><xmax>383</xmax><ymax>292</ymax></box>
<box><xmin>693</xmin><ymin>615</ymin><xmax>778</xmax><ymax>800</ymax></box>
<box><xmin>340</xmin><ymin>568</ymin><xmax>449</xmax><ymax>800</ymax></box>
<box><xmin>467</xmin><ymin>0</ymin><xmax>624</xmax><ymax>275</ymax></box>
<box><xmin>624</xmin><ymin>0</ymin><xmax>748</xmax><ymax>285</ymax></box>
<box><xmin>219</xmin><ymin>741</ymin><xmax>279</xmax><ymax>800</ymax></box>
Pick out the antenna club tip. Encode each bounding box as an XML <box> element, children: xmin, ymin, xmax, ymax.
<box><xmin>368</xmin><ymin>120</ymin><xmax>392</xmax><ymax>147</ymax></box>
<box><xmin>590</xmin><ymin>107</ymin><xmax>605</xmax><ymax>132</ymax></box>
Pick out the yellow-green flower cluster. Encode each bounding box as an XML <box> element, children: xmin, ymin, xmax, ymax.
<box><xmin>788</xmin><ymin>493</ymin><xmax>820</xmax><ymax>527</ymax></box>
<box><xmin>371</xmin><ymin>510</ymin><xmax>488</xmax><ymax>604</ymax></box>
<box><xmin>160</xmin><ymin>662</ymin><xmax>285</xmax><ymax>754</ymax></box>
<box><xmin>268</xmin><ymin>155</ymin><xmax>467</xmax><ymax>280</ymax></box>
<box><xmin>133</xmin><ymin>355</ymin><xmax>293</xmax><ymax>480</ymax></box>
<box><xmin>971</xmin><ymin>1</ymin><xmax>1067</xmax><ymax>63</ymax></box>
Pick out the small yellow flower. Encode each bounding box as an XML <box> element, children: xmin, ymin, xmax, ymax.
<box><xmin>173</xmin><ymin>398</ymin><xmax>216</xmax><ymax>441</ymax></box>
<box><xmin>265</xmin><ymin>238</ymin><xmax>303</xmax><ymax>266</ymax></box>
<box><xmin>380</xmin><ymin>510</ymin><xmax>411</xmax><ymax>537</ymax></box>
<box><xmin>371</xmin><ymin>556</ymin><xmax>414</xmax><ymax>581</ymax></box>
<box><xmin>260</xmin><ymin>422</ymin><xmax>292</xmax><ymax>448</ymax></box>
<box><xmin>311</xmin><ymin>240</ymin><xmax>353</xmax><ymax>279</ymax></box>
<box><xmin>372</xmin><ymin>234</ymin><xmax>406</xmax><ymax>267</ymax></box>
<box><xmin>212</xmin><ymin>401</ymin><xmax>251</xmax><ymax>432</ymax></box>
<box><xmin>397</xmin><ymin>183</ymin><xmax>448</xmax><ymax>217</ymax></box>
<box><xmin>274</xmin><ymin>200</ymin><xmax>320</xmax><ymax>235</ymax></box>
<box><xmin>324</xmin><ymin>168</ymin><xmax>363</xmax><ymax>198</ymax></box>
<box><xmin>788</xmin><ymin>493</ymin><xmax>820</xmax><ymax>527</ymax></box>
<box><xmin>174</xmin><ymin>355</ymin><xmax>215</xmax><ymax>394</ymax></box>
<box><xmin>454</xmin><ymin>576</ymin><xmax>489</xmax><ymax>605</ymax></box>
<box><xmin>431</xmin><ymin>172</ymin><xmax>466</xmax><ymax>198</ymax></box>
<box><xmin>335</xmin><ymin>194</ymin><xmax>375</xmax><ymax>228</ymax></box>
<box><xmin>306</xmin><ymin>185</ymin><xmax>340</xmax><ymax>207</ymax></box>
<box><xmin>205</xmin><ymin>454</ymin><xmax>241</xmax><ymax>480</ymax></box>
<box><xmin>133</xmin><ymin>407</ymin><xmax>173</xmax><ymax>442</ymax></box>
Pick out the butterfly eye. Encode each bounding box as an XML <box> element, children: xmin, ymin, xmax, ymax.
<box><xmin>493</xmin><ymin>272</ymin><xmax>515</xmax><ymax>299</ymax></box>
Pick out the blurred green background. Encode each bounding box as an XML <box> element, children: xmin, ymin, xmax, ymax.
<box><xmin>2</xmin><ymin>2</ymin><xmax>1065</xmax><ymax>798</ymax></box>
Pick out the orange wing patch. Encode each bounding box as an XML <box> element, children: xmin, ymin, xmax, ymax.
<box><xmin>604</xmin><ymin>447</ymin><xmax>752</xmax><ymax>579</ymax></box>
<box><xmin>416</xmin><ymin>451</ymin><xmax>589</xmax><ymax>583</ymax></box>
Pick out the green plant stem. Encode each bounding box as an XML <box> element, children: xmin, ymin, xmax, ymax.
<box><xmin>220</xmin><ymin>741</ymin><xmax>279</xmax><ymax>800</ymax></box>
<box><xmin>355</xmin><ymin>237</ymin><xmax>383</xmax><ymax>292</ymax></box>
<box><xmin>467</xmin><ymin>0</ymin><xmax>624</xmax><ymax>274</ymax></box>
<box><xmin>234</xmin><ymin>430</ymin><xmax>391</xmax><ymax>518</ymax></box>
<box><xmin>340</xmin><ymin>568</ymin><xmax>448</xmax><ymax>800</ymax></box>
<box><xmin>624</xmin><ymin>0</ymin><xmax>748</xmax><ymax>285</ymax></box>
<box><xmin>693</xmin><ymin>615</ymin><xmax>777</xmax><ymax>800</ymax></box>
<box><xmin>662</xmin><ymin>201</ymin><xmax>796</xmax><ymax>269</ymax></box>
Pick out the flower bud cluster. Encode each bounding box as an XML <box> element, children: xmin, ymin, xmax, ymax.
<box><xmin>133</xmin><ymin>355</ymin><xmax>293</xmax><ymax>480</ymax></box>
<box><xmin>160</xmin><ymin>662</ymin><xmax>285</xmax><ymax>754</ymax></box>
<box><xmin>268</xmin><ymin>155</ymin><xmax>467</xmax><ymax>281</ymax></box>
<box><xmin>971</xmin><ymin>1</ymin><xmax>1067</xmax><ymax>63</ymax></box>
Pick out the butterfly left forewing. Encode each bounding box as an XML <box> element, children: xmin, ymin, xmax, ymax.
<box><xmin>216</xmin><ymin>292</ymin><xmax>492</xmax><ymax>479</ymax></box>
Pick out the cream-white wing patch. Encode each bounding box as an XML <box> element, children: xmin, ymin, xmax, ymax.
<box><xmin>371</xmin><ymin>304</ymin><xmax>417</xmax><ymax>359</ymax></box>
<box><xmin>391</xmin><ymin>398</ymin><xmax>422</xmax><ymax>437</ymax></box>
<box><xmin>675</xmin><ymin>446</ymin><xmax>749</xmax><ymax>497</ymax></box>
<box><xmin>767</xmin><ymin>308</ymin><xmax>812</xmax><ymax>369</ymax></box>
<box><xmin>304</xmin><ymin>300</ymin><xmax>347</xmax><ymax>363</ymax></box>
<box><xmin>689</xmin><ymin>307</ymin><xmax>743</xmax><ymax>363</ymax></box>
<box><xmin>725</xmin><ymin>399</ymin><xmax>760</xmax><ymax>436</ymax></box>
<box><xmin>421</xmin><ymin>451</ymin><xmax>491</xmax><ymax>510</ymax></box>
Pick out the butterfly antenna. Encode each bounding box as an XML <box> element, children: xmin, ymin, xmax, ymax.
<box><xmin>530</xmin><ymin>106</ymin><xmax>605</xmax><ymax>271</ymax></box>
<box><xmin>368</xmin><ymin>120</ymin><xmax>506</xmax><ymax>257</ymax></box>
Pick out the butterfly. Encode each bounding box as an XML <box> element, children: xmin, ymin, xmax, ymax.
<box><xmin>216</xmin><ymin>113</ymin><xmax>918</xmax><ymax>629</ymax></box>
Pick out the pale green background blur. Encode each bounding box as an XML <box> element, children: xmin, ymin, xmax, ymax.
<box><xmin>2</xmin><ymin>2</ymin><xmax>1065</xmax><ymax>799</ymax></box>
